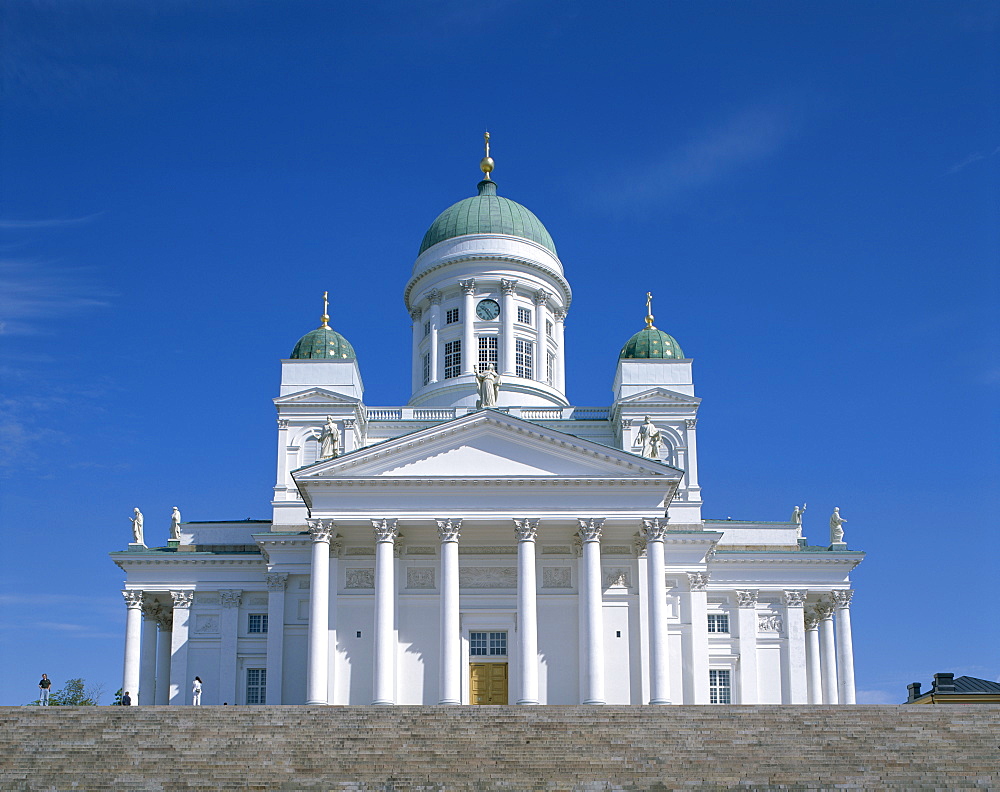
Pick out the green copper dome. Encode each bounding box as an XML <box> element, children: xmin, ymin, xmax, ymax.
<box><xmin>620</xmin><ymin>327</ymin><xmax>685</xmax><ymax>360</ymax></box>
<box><xmin>290</xmin><ymin>325</ymin><xmax>356</xmax><ymax>360</ymax></box>
<box><xmin>419</xmin><ymin>180</ymin><xmax>557</xmax><ymax>256</ymax></box>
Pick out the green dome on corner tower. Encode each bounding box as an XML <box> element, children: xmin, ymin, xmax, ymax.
<box><xmin>289</xmin><ymin>293</ymin><xmax>356</xmax><ymax>360</ymax></box>
<box><xmin>619</xmin><ymin>293</ymin><xmax>684</xmax><ymax>360</ymax></box>
<box><xmin>419</xmin><ymin>179</ymin><xmax>557</xmax><ymax>256</ymax></box>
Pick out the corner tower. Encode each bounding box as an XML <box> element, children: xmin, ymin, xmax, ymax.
<box><xmin>404</xmin><ymin>134</ymin><xmax>571</xmax><ymax>408</ymax></box>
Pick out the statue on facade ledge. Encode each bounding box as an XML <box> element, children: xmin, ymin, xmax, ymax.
<box><xmin>637</xmin><ymin>416</ymin><xmax>663</xmax><ymax>460</ymax></box>
<box><xmin>791</xmin><ymin>503</ymin><xmax>807</xmax><ymax>538</ymax></box>
<box><xmin>319</xmin><ymin>416</ymin><xmax>340</xmax><ymax>459</ymax></box>
<box><xmin>474</xmin><ymin>364</ymin><xmax>501</xmax><ymax>408</ymax></box>
<box><xmin>130</xmin><ymin>508</ymin><xmax>144</xmax><ymax>546</ymax></box>
<box><xmin>829</xmin><ymin>507</ymin><xmax>847</xmax><ymax>545</ymax></box>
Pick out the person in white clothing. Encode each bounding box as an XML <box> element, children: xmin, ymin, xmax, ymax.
<box><xmin>192</xmin><ymin>676</ymin><xmax>202</xmax><ymax>705</ymax></box>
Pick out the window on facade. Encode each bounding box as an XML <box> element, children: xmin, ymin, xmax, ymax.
<box><xmin>444</xmin><ymin>340</ymin><xmax>462</xmax><ymax>379</ymax></box>
<box><xmin>709</xmin><ymin>669</ymin><xmax>731</xmax><ymax>704</ymax></box>
<box><xmin>248</xmin><ymin>613</ymin><xmax>268</xmax><ymax>634</ymax></box>
<box><xmin>470</xmin><ymin>631</ymin><xmax>508</xmax><ymax>656</ymax></box>
<box><xmin>302</xmin><ymin>437</ymin><xmax>320</xmax><ymax>467</ymax></box>
<box><xmin>423</xmin><ymin>320</ymin><xmax>430</xmax><ymax>338</ymax></box>
<box><xmin>422</xmin><ymin>352</ymin><xmax>431</xmax><ymax>386</ymax></box>
<box><xmin>517</xmin><ymin>306</ymin><xmax>532</xmax><ymax>325</ymax></box>
<box><xmin>546</xmin><ymin>319</ymin><xmax>553</xmax><ymax>337</ymax></box>
<box><xmin>546</xmin><ymin>353</ymin><xmax>555</xmax><ymax>386</ymax></box>
<box><xmin>478</xmin><ymin>336</ymin><xmax>498</xmax><ymax>369</ymax></box>
<box><xmin>515</xmin><ymin>338</ymin><xmax>533</xmax><ymax>379</ymax></box>
<box><xmin>707</xmin><ymin>613</ymin><xmax>729</xmax><ymax>633</ymax></box>
<box><xmin>446</xmin><ymin>308</ymin><xmax>460</xmax><ymax>324</ymax></box>
<box><xmin>246</xmin><ymin>668</ymin><xmax>267</xmax><ymax>704</ymax></box>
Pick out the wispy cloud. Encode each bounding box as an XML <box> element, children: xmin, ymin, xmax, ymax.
<box><xmin>595</xmin><ymin>105</ymin><xmax>797</xmax><ymax>212</ymax></box>
<box><xmin>0</xmin><ymin>259</ymin><xmax>110</xmax><ymax>336</ymax></box>
<box><xmin>946</xmin><ymin>146</ymin><xmax>1000</xmax><ymax>175</ymax></box>
<box><xmin>0</xmin><ymin>213</ymin><xmax>104</xmax><ymax>230</ymax></box>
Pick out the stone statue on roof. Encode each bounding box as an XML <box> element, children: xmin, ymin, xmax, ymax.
<box><xmin>170</xmin><ymin>507</ymin><xmax>182</xmax><ymax>542</ymax></box>
<box><xmin>130</xmin><ymin>508</ymin><xmax>144</xmax><ymax>546</ymax></box>
<box><xmin>637</xmin><ymin>416</ymin><xmax>663</xmax><ymax>460</ymax></box>
<box><xmin>319</xmin><ymin>416</ymin><xmax>340</xmax><ymax>459</ymax></box>
<box><xmin>475</xmin><ymin>364</ymin><xmax>501</xmax><ymax>408</ymax></box>
<box><xmin>829</xmin><ymin>507</ymin><xmax>847</xmax><ymax>545</ymax></box>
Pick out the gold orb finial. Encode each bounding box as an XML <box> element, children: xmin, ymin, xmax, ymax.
<box><xmin>645</xmin><ymin>291</ymin><xmax>656</xmax><ymax>329</ymax></box>
<box><xmin>480</xmin><ymin>130</ymin><xmax>494</xmax><ymax>179</ymax></box>
<box><xmin>320</xmin><ymin>290</ymin><xmax>330</xmax><ymax>328</ymax></box>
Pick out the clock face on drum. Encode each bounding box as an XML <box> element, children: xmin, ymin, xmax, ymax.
<box><xmin>476</xmin><ymin>299</ymin><xmax>501</xmax><ymax>320</ymax></box>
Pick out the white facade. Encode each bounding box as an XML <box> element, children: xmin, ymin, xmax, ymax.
<box><xmin>112</xmin><ymin>165</ymin><xmax>862</xmax><ymax>707</ymax></box>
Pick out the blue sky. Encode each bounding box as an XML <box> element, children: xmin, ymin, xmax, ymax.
<box><xmin>1</xmin><ymin>1</ymin><xmax>997</xmax><ymax>705</ymax></box>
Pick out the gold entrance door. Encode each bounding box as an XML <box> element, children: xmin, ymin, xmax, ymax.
<box><xmin>470</xmin><ymin>663</ymin><xmax>508</xmax><ymax>705</ymax></box>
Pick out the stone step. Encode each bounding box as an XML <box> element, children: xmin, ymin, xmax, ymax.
<box><xmin>1</xmin><ymin>706</ymin><xmax>998</xmax><ymax>792</ymax></box>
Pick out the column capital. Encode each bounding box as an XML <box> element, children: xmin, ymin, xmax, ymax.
<box><xmin>436</xmin><ymin>518</ymin><xmax>462</xmax><ymax>543</ymax></box>
<box><xmin>140</xmin><ymin>602</ymin><xmax>160</xmax><ymax>620</ymax></box>
<box><xmin>685</xmin><ymin>418</ymin><xmax>698</xmax><ymax>429</ymax></box>
<box><xmin>830</xmin><ymin>589</ymin><xmax>854</xmax><ymax>609</ymax></box>
<box><xmin>410</xmin><ymin>307</ymin><xmax>422</xmax><ymax>321</ymax></box>
<box><xmin>156</xmin><ymin>611</ymin><xmax>173</xmax><ymax>631</ymax></box>
<box><xmin>428</xmin><ymin>289</ymin><xmax>442</xmax><ymax>305</ymax></box>
<box><xmin>632</xmin><ymin>531</ymin><xmax>647</xmax><ymax>557</ymax></box>
<box><xmin>735</xmin><ymin>588</ymin><xmax>758</xmax><ymax>607</ymax></box>
<box><xmin>804</xmin><ymin>609</ymin><xmax>820</xmax><ymax>631</ymax></box>
<box><xmin>814</xmin><ymin>601</ymin><xmax>835</xmax><ymax>620</ymax></box>
<box><xmin>576</xmin><ymin>518</ymin><xmax>605</xmax><ymax>542</ymax></box>
<box><xmin>532</xmin><ymin>289</ymin><xmax>551</xmax><ymax>306</ymax></box>
<box><xmin>122</xmin><ymin>590</ymin><xmax>144</xmax><ymax>609</ymax></box>
<box><xmin>219</xmin><ymin>589</ymin><xmax>242</xmax><ymax>608</ymax></box>
<box><xmin>170</xmin><ymin>590</ymin><xmax>194</xmax><ymax>609</ymax></box>
<box><xmin>372</xmin><ymin>518</ymin><xmax>399</xmax><ymax>543</ymax></box>
<box><xmin>687</xmin><ymin>571</ymin><xmax>710</xmax><ymax>591</ymax></box>
<box><xmin>459</xmin><ymin>278</ymin><xmax>476</xmax><ymax>295</ymax></box>
<box><xmin>641</xmin><ymin>517</ymin><xmax>669</xmax><ymax>542</ymax></box>
<box><xmin>513</xmin><ymin>518</ymin><xmax>539</xmax><ymax>542</ymax></box>
<box><xmin>500</xmin><ymin>278</ymin><xmax>518</xmax><ymax>296</ymax></box>
<box><xmin>306</xmin><ymin>518</ymin><xmax>335</xmax><ymax>543</ymax></box>
<box><xmin>553</xmin><ymin>308</ymin><xmax>566</xmax><ymax>322</ymax></box>
<box><xmin>783</xmin><ymin>589</ymin><xmax>808</xmax><ymax>608</ymax></box>
<box><xmin>265</xmin><ymin>572</ymin><xmax>288</xmax><ymax>591</ymax></box>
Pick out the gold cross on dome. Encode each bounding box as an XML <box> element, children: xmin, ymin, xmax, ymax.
<box><xmin>321</xmin><ymin>290</ymin><xmax>330</xmax><ymax>327</ymax></box>
<box><xmin>645</xmin><ymin>292</ymin><xmax>655</xmax><ymax>329</ymax></box>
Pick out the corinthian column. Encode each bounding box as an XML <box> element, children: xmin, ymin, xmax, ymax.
<box><xmin>410</xmin><ymin>307</ymin><xmax>422</xmax><ymax>392</ymax></box>
<box><xmin>154</xmin><ymin>610</ymin><xmax>172</xmax><ymax>705</ymax></box>
<box><xmin>735</xmin><ymin>589</ymin><xmax>759</xmax><ymax>704</ymax></box>
<box><xmin>139</xmin><ymin>602</ymin><xmax>160</xmax><ymax>705</ymax></box>
<box><xmin>514</xmin><ymin>518</ymin><xmax>540</xmax><ymax>704</ymax></box>
<box><xmin>436</xmin><ymin>518</ymin><xmax>462</xmax><ymax>704</ymax></box>
<box><xmin>121</xmin><ymin>590</ymin><xmax>144</xmax><ymax>704</ymax></box>
<box><xmin>459</xmin><ymin>280</ymin><xmax>476</xmax><ymax>376</ymax></box>
<box><xmin>831</xmin><ymin>589</ymin><xmax>856</xmax><ymax>704</ymax></box>
<box><xmin>500</xmin><ymin>278</ymin><xmax>518</xmax><ymax>374</ymax></box>
<box><xmin>782</xmin><ymin>590</ymin><xmax>808</xmax><ymax>704</ymax></box>
<box><xmin>641</xmin><ymin>519</ymin><xmax>671</xmax><ymax>704</ymax></box>
<box><xmin>372</xmin><ymin>518</ymin><xmax>399</xmax><ymax>705</ymax></box>
<box><xmin>684</xmin><ymin>571</ymin><xmax>710</xmax><ymax>703</ymax></box>
<box><xmin>804</xmin><ymin>608</ymin><xmax>822</xmax><ymax>704</ymax></box>
<box><xmin>816</xmin><ymin>600</ymin><xmax>839</xmax><ymax>704</ymax></box>
<box><xmin>577</xmin><ymin>518</ymin><xmax>606</xmax><ymax>704</ymax></box>
<box><xmin>265</xmin><ymin>573</ymin><xmax>288</xmax><ymax>705</ymax></box>
<box><xmin>306</xmin><ymin>519</ymin><xmax>334</xmax><ymax>705</ymax></box>
<box><xmin>428</xmin><ymin>290</ymin><xmax>441</xmax><ymax>383</ymax></box>
<box><xmin>533</xmin><ymin>290</ymin><xmax>550</xmax><ymax>382</ymax></box>
<box><xmin>168</xmin><ymin>590</ymin><xmax>193</xmax><ymax>704</ymax></box>
<box><xmin>219</xmin><ymin>589</ymin><xmax>242</xmax><ymax>706</ymax></box>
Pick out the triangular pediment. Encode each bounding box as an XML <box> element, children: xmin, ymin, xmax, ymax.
<box><xmin>274</xmin><ymin>388</ymin><xmax>361</xmax><ymax>406</ymax></box>
<box><xmin>294</xmin><ymin>410</ymin><xmax>681</xmax><ymax>481</ymax></box>
<box><xmin>615</xmin><ymin>387</ymin><xmax>701</xmax><ymax>406</ymax></box>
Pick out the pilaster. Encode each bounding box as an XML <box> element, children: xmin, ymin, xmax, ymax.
<box><xmin>265</xmin><ymin>573</ymin><xmax>288</xmax><ymax>705</ymax></box>
<box><xmin>168</xmin><ymin>590</ymin><xmax>193</xmax><ymax>705</ymax></box>
<box><xmin>684</xmin><ymin>572</ymin><xmax>710</xmax><ymax>704</ymax></box>
<box><xmin>735</xmin><ymin>589</ymin><xmax>759</xmax><ymax>704</ymax></box>
<box><xmin>782</xmin><ymin>590</ymin><xmax>808</xmax><ymax>704</ymax></box>
<box><xmin>219</xmin><ymin>589</ymin><xmax>242</xmax><ymax>705</ymax></box>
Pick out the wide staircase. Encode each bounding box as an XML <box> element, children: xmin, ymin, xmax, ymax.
<box><xmin>2</xmin><ymin>705</ymin><xmax>998</xmax><ymax>791</ymax></box>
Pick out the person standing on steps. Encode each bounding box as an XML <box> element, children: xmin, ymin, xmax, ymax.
<box><xmin>121</xmin><ymin>691</ymin><xmax>132</xmax><ymax>706</ymax></box>
<box><xmin>192</xmin><ymin>676</ymin><xmax>202</xmax><ymax>705</ymax></box>
<box><xmin>38</xmin><ymin>674</ymin><xmax>51</xmax><ymax>705</ymax></box>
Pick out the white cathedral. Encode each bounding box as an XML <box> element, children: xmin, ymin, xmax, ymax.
<box><xmin>113</xmin><ymin>140</ymin><xmax>863</xmax><ymax>707</ymax></box>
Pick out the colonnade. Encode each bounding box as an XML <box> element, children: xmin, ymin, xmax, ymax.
<box><xmin>121</xmin><ymin>525</ymin><xmax>858</xmax><ymax>706</ymax></box>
